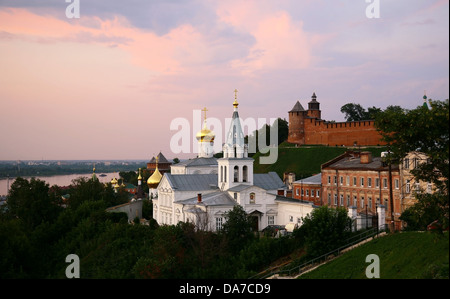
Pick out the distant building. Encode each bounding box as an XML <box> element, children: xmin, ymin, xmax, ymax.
<box><xmin>292</xmin><ymin>173</ymin><xmax>322</xmax><ymax>206</ymax></box>
<box><xmin>287</xmin><ymin>92</ymin><xmax>386</xmax><ymax>146</ymax></box>
<box><xmin>147</xmin><ymin>152</ymin><xmax>172</xmax><ymax>176</ymax></box>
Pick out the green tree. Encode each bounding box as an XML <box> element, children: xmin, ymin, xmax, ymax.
<box><xmin>7</xmin><ymin>177</ymin><xmax>62</xmax><ymax>229</ymax></box>
<box><xmin>375</xmin><ymin>99</ymin><xmax>449</xmax><ymax>230</ymax></box>
<box><xmin>221</xmin><ymin>205</ymin><xmax>254</xmax><ymax>254</ymax></box>
<box><xmin>299</xmin><ymin>206</ymin><xmax>351</xmax><ymax>258</ymax></box>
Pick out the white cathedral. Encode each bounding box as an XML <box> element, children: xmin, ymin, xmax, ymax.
<box><xmin>152</xmin><ymin>94</ymin><xmax>314</xmax><ymax>232</ymax></box>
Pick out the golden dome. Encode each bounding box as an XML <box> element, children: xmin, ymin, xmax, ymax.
<box><xmin>147</xmin><ymin>167</ymin><xmax>162</xmax><ymax>188</ymax></box>
<box><xmin>196</xmin><ymin>122</ymin><xmax>215</xmax><ymax>143</ymax></box>
<box><xmin>111</xmin><ymin>177</ymin><xmax>118</xmax><ymax>184</ymax></box>
<box><xmin>137</xmin><ymin>168</ymin><xmax>142</xmax><ymax>180</ymax></box>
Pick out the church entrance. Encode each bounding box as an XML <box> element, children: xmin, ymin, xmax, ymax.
<box><xmin>248</xmin><ymin>210</ymin><xmax>263</xmax><ymax>232</ymax></box>
<box><xmin>249</xmin><ymin>216</ymin><xmax>259</xmax><ymax>232</ymax></box>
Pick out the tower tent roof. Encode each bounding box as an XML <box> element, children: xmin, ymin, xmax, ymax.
<box><xmin>289</xmin><ymin>101</ymin><xmax>305</xmax><ymax>112</ymax></box>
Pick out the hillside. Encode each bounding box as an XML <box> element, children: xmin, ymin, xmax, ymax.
<box><xmin>252</xmin><ymin>143</ymin><xmax>388</xmax><ymax>179</ymax></box>
<box><xmin>299</xmin><ymin>232</ymin><xmax>449</xmax><ymax>279</ymax></box>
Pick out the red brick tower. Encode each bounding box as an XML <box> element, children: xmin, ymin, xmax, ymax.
<box><xmin>287</xmin><ymin>100</ymin><xmax>306</xmax><ymax>144</ymax></box>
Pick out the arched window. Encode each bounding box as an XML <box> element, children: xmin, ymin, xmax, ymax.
<box><xmin>243</xmin><ymin>166</ymin><xmax>248</xmax><ymax>182</ymax></box>
<box><xmin>234</xmin><ymin>166</ymin><xmax>239</xmax><ymax>182</ymax></box>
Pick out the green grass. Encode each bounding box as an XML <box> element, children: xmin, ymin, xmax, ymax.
<box><xmin>252</xmin><ymin>144</ymin><xmax>387</xmax><ymax>179</ymax></box>
<box><xmin>299</xmin><ymin>232</ymin><xmax>449</xmax><ymax>279</ymax></box>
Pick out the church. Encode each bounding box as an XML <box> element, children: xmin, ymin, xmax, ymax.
<box><xmin>152</xmin><ymin>93</ymin><xmax>314</xmax><ymax>232</ymax></box>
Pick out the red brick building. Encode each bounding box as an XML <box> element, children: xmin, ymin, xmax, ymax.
<box><xmin>292</xmin><ymin>173</ymin><xmax>322</xmax><ymax>206</ymax></box>
<box><xmin>321</xmin><ymin>151</ymin><xmax>402</xmax><ymax>230</ymax></box>
<box><xmin>287</xmin><ymin>93</ymin><xmax>386</xmax><ymax>146</ymax></box>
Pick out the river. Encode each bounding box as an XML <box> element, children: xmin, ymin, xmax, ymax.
<box><xmin>0</xmin><ymin>172</ymin><xmax>121</xmax><ymax>196</ymax></box>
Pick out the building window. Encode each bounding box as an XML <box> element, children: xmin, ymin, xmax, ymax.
<box><xmin>306</xmin><ymin>189</ymin><xmax>309</xmax><ymax>197</ymax></box>
<box><xmin>353</xmin><ymin>196</ymin><xmax>358</xmax><ymax>207</ymax></box>
<box><xmin>311</xmin><ymin>189</ymin><xmax>315</xmax><ymax>197</ymax></box>
<box><xmin>395</xmin><ymin>179</ymin><xmax>399</xmax><ymax>189</ymax></box>
<box><xmin>334</xmin><ymin>194</ymin><xmax>338</xmax><ymax>206</ymax></box>
<box><xmin>361</xmin><ymin>196</ymin><xmax>365</xmax><ymax>208</ymax></box>
<box><xmin>334</xmin><ymin>176</ymin><xmax>337</xmax><ymax>185</ymax></box>
<box><xmin>353</xmin><ymin>177</ymin><xmax>357</xmax><ymax>186</ymax></box>
<box><xmin>360</xmin><ymin>178</ymin><xmax>364</xmax><ymax>187</ymax></box>
<box><xmin>368</xmin><ymin>178</ymin><xmax>372</xmax><ymax>188</ymax></box>
<box><xmin>328</xmin><ymin>176</ymin><xmax>331</xmax><ymax>184</ymax></box>
<box><xmin>289</xmin><ymin>215</ymin><xmax>293</xmax><ymax>222</ymax></box>
<box><xmin>340</xmin><ymin>176</ymin><xmax>344</xmax><ymax>185</ymax></box>
<box><xmin>413</xmin><ymin>158</ymin><xmax>419</xmax><ymax>169</ymax></box>
<box><xmin>406</xmin><ymin>180</ymin><xmax>411</xmax><ymax>193</ymax></box>
<box><xmin>243</xmin><ymin>166</ymin><xmax>248</xmax><ymax>182</ymax></box>
<box><xmin>249</xmin><ymin>192</ymin><xmax>255</xmax><ymax>204</ymax></box>
<box><xmin>340</xmin><ymin>194</ymin><xmax>344</xmax><ymax>206</ymax></box>
<box><xmin>328</xmin><ymin>193</ymin><xmax>331</xmax><ymax>205</ymax></box>
<box><xmin>368</xmin><ymin>197</ymin><xmax>372</xmax><ymax>209</ymax></box>
<box><xmin>375</xmin><ymin>178</ymin><xmax>380</xmax><ymax>188</ymax></box>
<box><xmin>346</xmin><ymin>176</ymin><xmax>350</xmax><ymax>186</ymax></box>
<box><xmin>234</xmin><ymin>192</ymin><xmax>237</xmax><ymax>200</ymax></box>
<box><xmin>347</xmin><ymin>195</ymin><xmax>350</xmax><ymax>207</ymax></box>
<box><xmin>216</xmin><ymin>217</ymin><xmax>223</xmax><ymax>231</ymax></box>
<box><xmin>234</xmin><ymin>166</ymin><xmax>239</xmax><ymax>182</ymax></box>
<box><xmin>404</xmin><ymin>158</ymin><xmax>410</xmax><ymax>169</ymax></box>
<box><xmin>295</xmin><ymin>188</ymin><xmax>299</xmax><ymax>196</ymax></box>
<box><xmin>383</xmin><ymin>178</ymin><xmax>388</xmax><ymax>189</ymax></box>
<box><xmin>427</xmin><ymin>183</ymin><xmax>432</xmax><ymax>194</ymax></box>
<box><xmin>268</xmin><ymin>216</ymin><xmax>274</xmax><ymax>226</ymax></box>
<box><xmin>317</xmin><ymin>190</ymin><xmax>320</xmax><ymax>198</ymax></box>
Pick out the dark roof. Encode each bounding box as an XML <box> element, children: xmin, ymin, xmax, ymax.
<box><xmin>322</xmin><ymin>152</ymin><xmax>399</xmax><ymax>171</ymax></box>
<box><xmin>289</xmin><ymin>101</ymin><xmax>305</xmax><ymax>112</ymax></box>
<box><xmin>149</xmin><ymin>152</ymin><xmax>170</xmax><ymax>164</ymax></box>
<box><xmin>293</xmin><ymin>173</ymin><xmax>321</xmax><ymax>185</ymax></box>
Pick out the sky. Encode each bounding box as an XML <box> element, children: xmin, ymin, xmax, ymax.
<box><xmin>0</xmin><ymin>0</ymin><xmax>448</xmax><ymax>161</ymax></box>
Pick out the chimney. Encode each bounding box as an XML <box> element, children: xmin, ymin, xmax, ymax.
<box><xmin>277</xmin><ymin>189</ymin><xmax>285</xmax><ymax>196</ymax></box>
<box><xmin>197</xmin><ymin>193</ymin><xmax>202</xmax><ymax>203</ymax></box>
<box><xmin>360</xmin><ymin>152</ymin><xmax>372</xmax><ymax>164</ymax></box>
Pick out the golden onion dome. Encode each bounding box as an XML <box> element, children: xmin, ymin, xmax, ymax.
<box><xmin>111</xmin><ymin>177</ymin><xmax>118</xmax><ymax>185</ymax></box>
<box><xmin>137</xmin><ymin>168</ymin><xmax>142</xmax><ymax>180</ymax></box>
<box><xmin>196</xmin><ymin>126</ymin><xmax>215</xmax><ymax>143</ymax></box>
<box><xmin>147</xmin><ymin>167</ymin><xmax>162</xmax><ymax>188</ymax></box>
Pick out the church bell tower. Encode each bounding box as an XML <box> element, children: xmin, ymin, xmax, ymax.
<box><xmin>218</xmin><ymin>90</ymin><xmax>254</xmax><ymax>190</ymax></box>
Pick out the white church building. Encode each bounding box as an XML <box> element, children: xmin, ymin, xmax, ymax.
<box><xmin>152</xmin><ymin>94</ymin><xmax>314</xmax><ymax>232</ymax></box>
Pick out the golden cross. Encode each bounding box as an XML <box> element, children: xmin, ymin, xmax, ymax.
<box><xmin>201</xmin><ymin>107</ymin><xmax>208</xmax><ymax>121</ymax></box>
<box><xmin>234</xmin><ymin>89</ymin><xmax>238</xmax><ymax>100</ymax></box>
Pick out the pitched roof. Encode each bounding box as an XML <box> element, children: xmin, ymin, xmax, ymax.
<box><xmin>254</xmin><ymin>172</ymin><xmax>286</xmax><ymax>190</ymax></box>
<box><xmin>289</xmin><ymin>101</ymin><xmax>305</xmax><ymax>112</ymax></box>
<box><xmin>179</xmin><ymin>191</ymin><xmax>236</xmax><ymax>207</ymax></box>
<box><xmin>175</xmin><ymin>157</ymin><xmax>218</xmax><ymax>167</ymax></box>
<box><xmin>149</xmin><ymin>152</ymin><xmax>170</xmax><ymax>164</ymax></box>
<box><xmin>164</xmin><ymin>173</ymin><xmax>218</xmax><ymax>191</ymax></box>
<box><xmin>293</xmin><ymin>173</ymin><xmax>322</xmax><ymax>185</ymax></box>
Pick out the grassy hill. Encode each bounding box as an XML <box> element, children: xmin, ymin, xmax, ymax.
<box><xmin>299</xmin><ymin>232</ymin><xmax>449</xmax><ymax>279</ymax></box>
<box><xmin>252</xmin><ymin>143</ymin><xmax>388</xmax><ymax>179</ymax></box>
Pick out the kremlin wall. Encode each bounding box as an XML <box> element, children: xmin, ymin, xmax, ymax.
<box><xmin>287</xmin><ymin>93</ymin><xmax>386</xmax><ymax>146</ymax></box>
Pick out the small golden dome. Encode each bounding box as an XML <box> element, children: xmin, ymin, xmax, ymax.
<box><xmin>147</xmin><ymin>168</ymin><xmax>162</xmax><ymax>188</ymax></box>
<box><xmin>111</xmin><ymin>177</ymin><xmax>118</xmax><ymax>184</ymax></box>
<box><xmin>137</xmin><ymin>168</ymin><xmax>142</xmax><ymax>180</ymax></box>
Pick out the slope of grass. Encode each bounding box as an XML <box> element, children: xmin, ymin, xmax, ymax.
<box><xmin>252</xmin><ymin>144</ymin><xmax>387</xmax><ymax>179</ymax></box>
<box><xmin>299</xmin><ymin>232</ymin><xmax>449</xmax><ymax>279</ymax></box>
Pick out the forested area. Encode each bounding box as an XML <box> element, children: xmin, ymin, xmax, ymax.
<box><xmin>0</xmin><ymin>177</ymin><xmax>304</xmax><ymax>278</ymax></box>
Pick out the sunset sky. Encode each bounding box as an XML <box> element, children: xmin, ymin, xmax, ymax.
<box><xmin>0</xmin><ymin>0</ymin><xmax>448</xmax><ymax>161</ymax></box>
